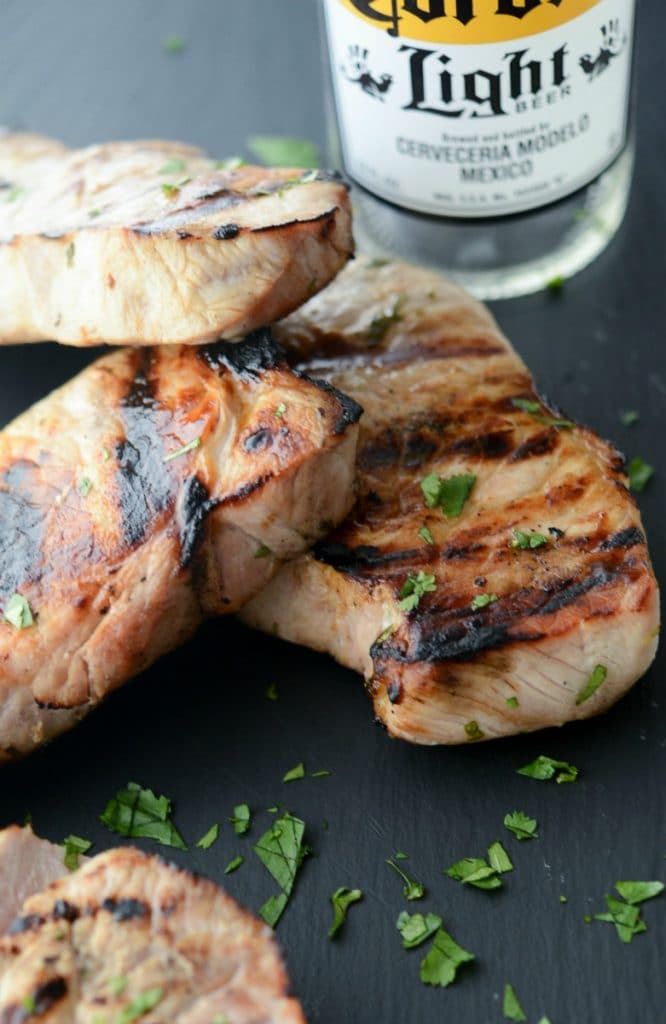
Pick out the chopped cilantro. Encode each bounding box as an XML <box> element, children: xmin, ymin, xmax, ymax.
<box><xmin>511</xmin><ymin>396</ymin><xmax>573</xmax><ymax>429</ymax></box>
<box><xmin>620</xmin><ymin>409</ymin><xmax>639</xmax><ymax>426</ymax></box>
<box><xmin>396</xmin><ymin>910</ymin><xmax>442</xmax><ymax>949</ymax></box>
<box><xmin>214</xmin><ymin>156</ymin><xmax>245</xmax><ymax>170</ymax></box>
<box><xmin>158</xmin><ymin>158</ymin><xmax>186</xmax><ymax>175</ymax></box>
<box><xmin>3</xmin><ymin>593</ymin><xmax>34</xmax><ymax>630</ymax></box>
<box><xmin>78</xmin><ymin>476</ymin><xmax>93</xmax><ymax>497</ymax></box>
<box><xmin>368</xmin><ymin>258</ymin><xmax>391</xmax><ymax>268</ymax></box>
<box><xmin>518</xmin><ymin>755</ymin><xmax>579</xmax><ymax>784</ymax></box>
<box><xmin>254</xmin><ymin>813</ymin><xmax>308</xmax><ymax>926</ymax></box>
<box><xmin>109</xmin><ymin>976</ymin><xmax>127</xmax><ymax>996</ymax></box>
<box><xmin>311</xmin><ymin>769</ymin><xmax>331</xmax><ymax>778</ymax></box>
<box><xmin>506</xmin><ymin>696</ymin><xmax>519</xmax><ymax>709</ymax></box>
<box><xmin>88</xmin><ymin>207</ymin><xmax>102</xmax><ymax>218</ymax></box>
<box><xmin>560</xmin><ymin>895</ymin><xmax>568</xmax><ymax>904</ymax></box>
<box><xmin>283</xmin><ymin>762</ymin><xmax>306</xmax><ymax>783</ymax></box>
<box><xmin>368</xmin><ymin>298</ymin><xmax>402</xmax><ymax>342</ymax></box>
<box><xmin>420</xmin><ymin>472</ymin><xmax>476</xmax><ymax>518</ymax></box>
<box><xmin>328</xmin><ymin>887</ymin><xmax>363</xmax><ymax>938</ymax></box>
<box><xmin>398</xmin><ymin>571</ymin><xmax>437</xmax><ymax>612</ymax></box>
<box><xmin>376</xmin><ymin>623</ymin><xmax>396</xmax><ymax>643</ymax></box>
<box><xmin>418</xmin><ymin>524</ymin><xmax>434</xmax><ymax>545</ymax></box>
<box><xmin>576</xmin><ymin>664</ymin><xmax>607</xmax><ymax>705</ymax></box>
<box><xmin>224</xmin><ymin>855</ymin><xmax>244</xmax><ymax>874</ymax></box>
<box><xmin>63</xmin><ymin>834</ymin><xmax>92</xmax><ymax>870</ymax></box>
<box><xmin>386</xmin><ymin>859</ymin><xmax>424</xmax><ymax>900</ymax></box>
<box><xmin>100</xmin><ymin>782</ymin><xmax>187</xmax><ymax>849</ymax></box>
<box><xmin>118</xmin><ymin>987</ymin><xmax>164</xmax><ymax>1024</ymax></box>
<box><xmin>265</xmin><ymin>682</ymin><xmax>279</xmax><ymax>700</ymax></box>
<box><xmin>65</xmin><ymin>241</ymin><xmax>75</xmax><ymax>267</ymax></box>
<box><xmin>230</xmin><ymin>804</ymin><xmax>251</xmax><ymax>836</ymax></box>
<box><xmin>471</xmin><ymin>593</ymin><xmax>498</xmax><ymax>610</ymax></box>
<box><xmin>395</xmin><ymin>851</ymin><xmax>408</xmax><ymax>860</ymax></box>
<box><xmin>504</xmin><ymin>811</ymin><xmax>538</xmax><ymax>841</ymax></box>
<box><xmin>503</xmin><ymin>983</ymin><xmax>527</xmax><ymax>1021</ymax></box>
<box><xmin>446</xmin><ymin>856</ymin><xmax>502</xmax><ymax>891</ymax></box>
<box><xmin>627</xmin><ymin>456</ymin><xmax>654</xmax><ymax>493</ymax></box>
<box><xmin>162</xmin><ymin>35</ymin><xmax>185</xmax><ymax>53</ymax></box>
<box><xmin>487</xmin><ymin>841</ymin><xmax>513</xmax><ymax>874</ymax></box>
<box><xmin>162</xmin><ymin>436</ymin><xmax>201</xmax><ymax>462</ymax></box>
<box><xmin>615</xmin><ymin>880</ymin><xmax>664</xmax><ymax>904</ymax></box>
<box><xmin>5</xmin><ymin>186</ymin><xmax>24</xmax><ymax>203</ymax></box>
<box><xmin>419</xmin><ymin>926</ymin><xmax>474</xmax><ymax>987</ymax></box>
<box><xmin>196</xmin><ymin>823</ymin><xmax>219</xmax><ymax>850</ymax></box>
<box><xmin>246</xmin><ymin>135</ymin><xmax>319</xmax><ymax>168</ymax></box>
<box><xmin>593</xmin><ymin>893</ymin><xmax>648</xmax><ymax>943</ymax></box>
<box><xmin>464</xmin><ymin>720</ymin><xmax>485</xmax><ymax>742</ymax></box>
<box><xmin>254</xmin><ymin>545</ymin><xmax>272</xmax><ymax>559</ymax></box>
<box><xmin>275</xmin><ymin>402</ymin><xmax>287</xmax><ymax>418</ymax></box>
<box><xmin>510</xmin><ymin>529</ymin><xmax>548</xmax><ymax>550</ymax></box>
<box><xmin>161</xmin><ymin>176</ymin><xmax>191</xmax><ymax>197</ymax></box>
<box><xmin>22</xmin><ymin>995</ymin><xmax>36</xmax><ymax>1013</ymax></box>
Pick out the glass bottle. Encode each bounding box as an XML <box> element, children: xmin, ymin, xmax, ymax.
<box><xmin>319</xmin><ymin>0</ymin><xmax>636</xmax><ymax>299</ymax></box>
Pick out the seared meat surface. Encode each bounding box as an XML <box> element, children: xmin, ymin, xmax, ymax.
<box><xmin>0</xmin><ymin>828</ymin><xmax>69</xmax><ymax>935</ymax></box>
<box><xmin>0</xmin><ymin>842</ymin><xmax>305</xmax><ymax>1024</ymax></box>
<box><xmin>241</xmin><ymin>260</ymin><xmax>659</xmax><ymax>743</ymax></box>
<box><xmin>0</xmin><ymin>331</ymin><xmax>360</xmax><ymax>760</ymax></box>
<box><xmin>0</xmin><ymin>134</ymin><xmax>352</xmax><ymax>347</ymax></box>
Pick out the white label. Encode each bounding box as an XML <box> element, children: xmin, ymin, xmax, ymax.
<box><xmin>323</xmin><ymin>0</ymin><xmax>634</xmax><ymax>217</ymax></box>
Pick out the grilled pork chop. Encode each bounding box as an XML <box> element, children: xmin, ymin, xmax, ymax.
<box><xmin>241</xmin><ymin>260</ymin><xmax>659</xmax><ymax>743</ymax></box>
<box><xmin>0</xmin><ymin>828</ymin><xmax>69</xmax><ymax>935</ymax></box>
<box><xmin>0</xmin><ymin>841</ymin><xmax>305</xmax><ymax>1024</ymax></box>
<box><xmin>0</xmin><ymin>133</ymin><xmax>352</xmax><ymax>347</ymax></box>
<box><xmin>0</xmin><ymin>331</ymin><xmax>360</xmax><ymax>760</ymax></box>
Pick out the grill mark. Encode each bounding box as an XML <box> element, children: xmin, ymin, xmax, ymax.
<box><xmin>452</xmin><ymin>430</ymin><xmax>513</xmax><ymax>459</ymax></box>
<box><xmin>244</xmin><ymin>428</ymin><xmax>273</xmax><ymax>453</ymax></box>
<box><xmin>178</xmin><ymin>476</ymin><xmax>216</xmax><ymax>568</ymax></box>
<box><xmin>250</xmin><ymin>207</ymin><xmax>338</xmax><ymax>235</ymax></box>
<box><xmin>212</xmin><ymin>223</ymin><xmax>240</xmax><ymax>239</ymax></box>
<box><xmin>374</xmin><ymin>623</ymin><xmax>542</xmax><ymax>664</ymax></box>
<box><xmin>53</xmin><ymin>900</ymin><xmax>79</xmax><ymax>922</ymax></box>
<box><xmin>7</xmin><ymin>913</ymin><xmax>44</xmax><ymax>935</ymax></box>
<box><xmin>511</xmin><ymin>428</ymin><xmax>558</xmax><ymax>461</ymax></box>
<box><xmin>102</xmin><ymin>897</ymin><xmax>149</xmax><ymax>922</ymax></box>
<box><xmin>199</xmin><ymin>328</ymin><xmax>283</xmax><ymax>379</ymax></box>
<box><xmin>599</xmin><ymin>526</ymin><xmax>644</xmax><ymax>550</ymax></box>
<box><xmin>532</xmin><ymin>566</ymin><xmax>616</xmax><ymax>617</ymax></box>
<box><xmin>0</xmin><ymin>460</ymin><xmax>51</xmax><ymax>602</ymax></box>
<box><xmin>314</xmin><ymin>542</ymin><xmax>423</xmax><ymax>572</ymax></box>
<box><xmin>302</xmin><ymin>375</ymin><xmax>363</xmax><ymax>435</ymax></box>
<box><xmin>115</xmin><ymin>352</ymin><xmax>175</xmax><ymax>547</ymax></box>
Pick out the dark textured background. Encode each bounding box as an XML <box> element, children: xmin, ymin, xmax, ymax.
<box><xmin>0</xmin><ymin>2</ymin><xmax>663</xmax><ymax>1022</ymax></box>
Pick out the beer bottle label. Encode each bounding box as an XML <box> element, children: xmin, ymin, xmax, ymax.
<box><xmin>322</xmin><ymin>0</ymin><xmax>635</xmax><ymax>217</ymax></box>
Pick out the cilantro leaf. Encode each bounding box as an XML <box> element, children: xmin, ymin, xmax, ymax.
<box><xmin>118</xmin><ymin>987</ymin><xmax>164</xmax><ymax>1024</ymax></box>
<box><xmin>420</xmin><ymin>473</ymin><xmax>476</xmax><ymax>518</ymax></box>
<box><xmin>517</xmin><ymin>755</ymin><xmax>579</xmax><ymax>784</ymax></box>
<box><xmin>3</xmin><ymin>593</ymin><xmax>34</xmax><ymax>630</ymax></box>
<box><xmin>265</xmin><ymin>682</ymin><xmax>279</xmax><ymax>700</ymax></box>
<box><xmin>396</xmin><ymin>910</ymin><xmax>442</xmax><ymax>949</ymax></box>
<box><xmin>162</xmin><ymin>35</ymin><xmax>185</xmax><ymax>53</ymax></box>
<box><xmin>196</xmin><ymin>823</ymin><xmax>219</xmax><ymax>850</ymax></box>
<box><xmin>464</xmin><ymin>720</ymin><xmax>485</xmax><ymax>741</ymax></box>
<box><xmin>620</xmin><ymin>409</ymin><xmax>639</xmax><ymax>426</ymax></box>
<box><xmin>418</xmin><ymin>524</ymin><xmax>434</xmax><ymax>545</ymax></box>
<box><xmin>546</xmin><ymin>274</ymin><xmax>565</xmax><ymax>292</ymax></box>
<box><xmin>78</xmin><ymin>476</ymin><xmax>93</xmax><ymax>497</ymax></box>
<box><xmin>487</xmin><ymin>841</ymin><xmax>513</xmax><ymax>874</ymax></box>
<box><xmin>224</xmin><ymin>855</ymin><xmax>244</xmax><ymax>874</ymax></box>
<box><xmin>576</xmin><ymin>664</ymin><xmax>607</xmax><ymax>705</ymax></box>
<box><xmin>65</xmin><ymin>241</ymin><xmax>75</xmax><ymax>267</ymax></box>
<box><xmin>594</xmin><ymin>893</ymin><xmax>647</xmax><ymax>943</ymax></box>
<box><xmin>163</xmin><ymin>436</ymin><xmax>201</xmax><ymax>463</ymax></box>
<box><xmin>628</xmin><ymin>456</ymin><xmax>654</xmax><ymax>493</ymax></box>
<box><xmin>214</xmin><ymin>156</ymin><xmax>245</xmax><ymax>170</ymax></box>
<box><xmin>328</xmin><ymin>887</ymin><xmax>363</xmax><ymax>938</ymax></box>
<box><xmin>368</xmin><ymin>298</ymin><xmax>402</xmax><ymax>342</ymax></box>
<box><xmin>247</xmin><ymin>135</ymin><xmax>319</xmax><ymax>167</ymax></box>
<box><xmin>158</xmin><ymin>158</ymin><xmax>186</xmax><ymax>175</ymax></box>
<box><xmin>511</xmin><ymin>396</ymin><xmax>573</xmax><ymax>429</ymax></box>
<box><xmin>386</xmin><ymin>859</ymin><xmax>424</xmax><ymax>900</ymax></box>
<box><xmin>510</xmin><ymin>529</ymin><xmax>548</xmax><ymax>550</ymax></box>
<box><xmin>283</xmin><ymin>762</ymin><xmax>306</xmax><ymax>782</ymax></box>
<box><xmin>503</xmin><ymin>983</ymin><xmax>527</xmax><ymax>1021</ymax></box>
<box><xmin>504</xmin><ymin>811</ymin><xmax>538</xmax><ymax>841</ymax></box>
<box><xmin>614</xmin><ymin>881</ymin><xmax>664</xmax><ymax>905</ymax></box>
<box><xmin>419</xmin><ymin>927</ymin><xmax>474</xmax><ymax>987</ymax></box>
<box><xmin>505</xmin><ymin>696</ymin><xmax>519</xmax><ymax>709</ymax></box>
<box><xmin>63</xmin><ymin>834</ymin><xmax>92</xmax><ymax>871</ymax></box>
<box><xmin>398</xmin><ymin>571</ymin><xmax>437</xmax><ymax>612</ymax></box>
<box><xmin>471</xmin><ymin>593</ymin><xmax>498</xmax><ymax>610</ymax></box>
<box><xmin>230</xmin><ymin>803</ymin><xmax>251</xmax><ymax>836</ymax></box>
<box><xmin>100</xmin><ymin>782</ymin><xmax>187</xmax><ymax>849</ymax></box>
<box><xmin>446</xmin><ymin>857</ymin><xmax>502</xmax><ymax>891</ymax></box>
<box><xmin>254</xmin><ymin>813</ymin><xmax>307</xmax><ymax>926</ymax></box>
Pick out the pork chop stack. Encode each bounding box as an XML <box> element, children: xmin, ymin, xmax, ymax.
<box><xmin>0</xmin><ymin>828</ymin><xmax>305</xmax><ymax>1024</ymax></box>
<box><xmin>241</xmin><ymin>259</ymin><xmax>659</xmax><ymax>743</ymax></box>
<box><xmin>0</xmin><ymin>332</ymin><xmax>361</xmax><ymax>760</ymax></box>
<box><xmin>0</xmin><ymin>134</ymin><xmax>353</xmax><ymax>347</ymax></box>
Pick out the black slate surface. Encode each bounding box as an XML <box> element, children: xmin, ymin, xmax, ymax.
<box><xmin>0</xmin><ymin>2</ymin><xmax>663</xmax><ymax>1022</ymax></box>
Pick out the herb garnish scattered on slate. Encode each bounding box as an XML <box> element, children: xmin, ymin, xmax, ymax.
<box><xmin>504</xmin><ymin>811</ymin><xmax>538</xmax><ymax>841</ymax></box>
<box><xmin>517</xmin><ymin>756</ymin><xmax>579</xmax><ymax>784</ymax></box>
<box><xmin>329</xmin><ymin>888</ymin><xmax>363</xmax><ymax>938</ymax></box>
<box><xmin>576</xmin><ymin>664</ymin><xmax>607</xmax><ymax>705</ymax></box>
<box><xmin>63</xmin><ymin>834</ymin><xmax>92</xmax><ymax>870</ymax></box>
<box><xmin>230</xmin><ymin>804</ymin><xmax>251</xmax><ymax>835</ymax></box>
<box><xmin>592</xmin><ymin>880</ymin><xmax>663</xmax><ymax>943</ymax></box>
<box><xmin>254</xmin><ymin>813</ymin><xmax>308</xmax><ymax>926</ymax></box>
<box><xmin>195</xmin><ymin>824</ymin><xmax>219</xmax><ymax>850</ymax></box>
<box><xmin>387</xmin><ymin>859</ymin><xmax>425</xmax><ymax>900</ymax></box>
<box><xmin>100</xmin><ymin>782</ymin><xmax>187</xmax><ymax>849</ymax></box>
<box><xmin>503</xmin><ymin>982</ymin><xmax>527</xmax><ymax>1021</ymax></box>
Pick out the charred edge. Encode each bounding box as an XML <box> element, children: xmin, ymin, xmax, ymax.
<box><xmin>313</xmin><ymin>542</ymin><xmax>423</xmax><ymax>572</ymax></box>
<box><xmin>244</xmin><ymin>428</ymin><xmax>274</xmax><ymax>453</ymax></box>
<box><xmin>250</xmin><ymin>207</ymin><xmax>338</xmax><ymax>235</ymax></box>
<box><xmin>0</xmin><ymin>979</ymin><xmax>69</xmax><ymax>1024</ymax></box>
<box><xmin>131</xmin><ymin>191</ymin><xmax>244</xmax><ymax>234</ymax></box>
<box><xmin>358</xmin><ymin>429</ymin><xmax>438</xmax><ymax>471</ymax></box>
<box><xmin>53</xmin><ymin>900</ymin><xmax>79</xmax><ymax>923</ymax></box>
<box><xmin>452</xmin><ymin>430</ymin><xmax>513</xmax><ymax>459</ymax></box>
<box><xmin>179</xmin><ymin>476</ymin><xmax>216</xmax><ymax>568</ymax></box>
<box><xmin>511</xmin><ymin>428</ymin><xmax>559</xmax><ymax>461</ymax></box>
<box><xmin>7</xmin><ymin>913</ymin><xmax>44</xmax><ymax>935</ymax></box>
<box><xmin>0</xmin><ymin>460</ymin><xmax>48</xmax><ymax>601</ymax></box>
<box><xmin>199</xmin><ymin>327</ymin><xmax>284</xmax><ymax>379</ymax></box>
<box><xmin>443</xmin><ymin>542</ymin><xmax>486</xmax><ymax>560</ymax></box>
<box><xmin>221</xmin><ymin>473</ymin><xmax>272</xmax><ymax>507</ymax></box>
<box><xmin>101</xmin><ymin>897</ymin><xmax>149</xmax><ymax>922</ymax></box>
<box><xmin>212</xmin><ymin>223</ymin><xmax>240</xmax><ymax>240</ymax></box>
<box><xmin>116</xmin><ymin>351</ymin><xmax>176</xmax><ymax>547</ymax></box>
<box><xmin>306</xmin><ymin>169</ymin><xmax>350</xmax><ymax>188</ymax></box>
<box><xmin>533</xmin><ymin>566</ymin><xmax>617</xmax><ymax>617</ymax></box>
<box><xmin>599</xmin><ymin>526</ymin><xmax>644</xmax><ymax>551</ymax></box>
<box><xmin>301</xmin><ymin>374</ymin><xmax>363</xmax><ymax>435</ymax></box>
